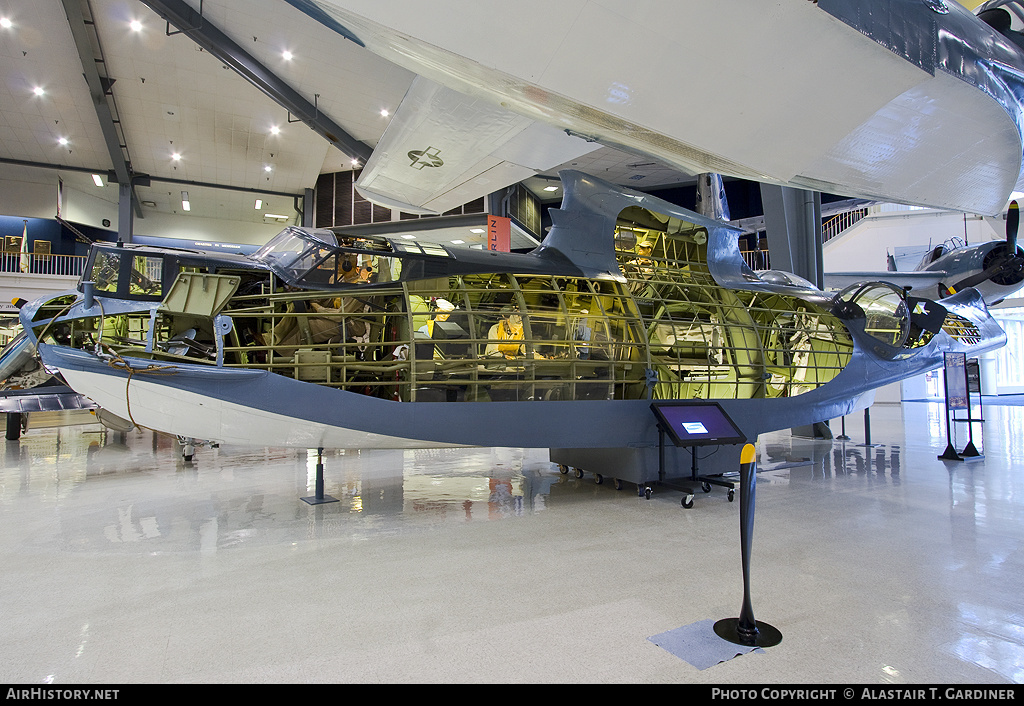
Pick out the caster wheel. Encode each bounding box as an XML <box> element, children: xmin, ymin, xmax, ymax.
<box><xmin>644</xmin><ymin>487</ymin><xmax>652</xmax><ymax>500</ymax></box>
<box><xmin>573</xmin><ymin>467</ymin><xmax>584</xmax><ymax>479</ymax></box>
<box><xmin>613</xmin><ymin>478</ymin><xmax>623</xmax><ymax>491</ymax></box>
<box><xmin>682</xmin><ymin>494</ymin><xmax>694</xmax><ymax>509</ymax></box>
<box><xmin>728</xmin><ymin>489</ymin><xmax>735</xmax><ymax>502</ymax></box>
<box><xmin>701</xmin><ymin>481</ymin><xmax>711</xmax><ymax>493</ymax></box>
<box><xmin>594</xmin><ymin>473</ymin><xmax>603</xmax><ymax>485</ymax></box>
<box><xmin>558</xmin><ymin>464</ymin><xmax>569</xmax><ymax>475</ymax></box>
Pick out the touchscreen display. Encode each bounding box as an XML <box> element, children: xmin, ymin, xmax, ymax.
<box><xmin>651</xmin><ymin>402</ymin><xmax>746</xmax><ymax>446</ymax></box>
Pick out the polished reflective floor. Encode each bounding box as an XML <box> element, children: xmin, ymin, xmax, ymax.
<box><xmin>1</xmin><ymin>402</ymin><xmax>1022</xmax><ymax>684</ymax></box>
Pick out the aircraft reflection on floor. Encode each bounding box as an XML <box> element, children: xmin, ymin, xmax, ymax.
<box><xmin>757</xmin><ymin>434</ymin><xmax>904</xmax><ymax>482</ymax></box>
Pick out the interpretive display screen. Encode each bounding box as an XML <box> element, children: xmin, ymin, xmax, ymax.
<box><xmin>650</xmin><ymin>401</ymin><xmax>747</xmax><ymax>447</ymax></box>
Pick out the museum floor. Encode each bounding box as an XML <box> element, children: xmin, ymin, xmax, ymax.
<box><xmin>0</xmin><ymin>401</ymin><xmax>1021</xmax><ymax>684</ymax></box>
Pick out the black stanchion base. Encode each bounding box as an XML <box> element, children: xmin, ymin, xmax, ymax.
<box><xmin>938</xmin><ymin>443</ymin><xmax>963</xmax><ymax>461</ymax></box>
<box><xmin>960</xmin><ymin>441</ymin><xmax>983</xmax><ymax>459</ymax></box>
<box><xmin>713</xmin><ymin>618</ymin><xmax>783</xmax><ymax>648</ymax></box>
<box><xmin>301</xmin><ymin>494</ymin><xmax>339</xmax><ymax>505</ymax></box>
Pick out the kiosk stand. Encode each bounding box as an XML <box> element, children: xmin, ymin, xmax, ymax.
<box><xmin>650</xmin><ymin>402</ymin><xmax>746</xmax><ymax>508</ymax></box>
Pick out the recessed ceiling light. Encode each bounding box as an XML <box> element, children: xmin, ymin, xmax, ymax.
<box><xmin>33</xmin><ymin>86</ymin><xmax>44</xmax><ymax>96</ymax></box>
<box><xmin>254</xmin><ymin>199</ymin><xmax>263</xmax><ymax>210</ymax></box>
<box><xmin>282</xmin><ymin>50</ymin><xmax>293</xmax><ymax>61</ymax></box>
<box><xmin>171</xmin><ymin>152</ymin><xmax>181</xmax><ymax>161</ymax></box>
<box><xmin>350</xmin><ymin>159</ymin><xmax>359</xmax><ymax>167</ymax></box>
<box><xmin>380</xmin><ymin>109</ymin><xmax>389</xmax><ymax>117</ymax></box>
<box><xmin>543</xmin><ymin>185</ymin><xmax>559</xmax><ymax>192</ymax></box>
<box><xmin>1</xmin><ymin>18</ymin><xmax>13</xmax><ymax>29</ymax></box>
<box><xmin>264</xmin><ymin>213</ymin><xmax>289</xmax><ymax>219</ymax></box>
<box><xmin>469</xmin><ymin>228</ymin><xmax>485</xmax><ymax>234</ymax></box>
<box><xmin>264</xmin><ymin>165</ymin><xmax>272</xmax><ymax>172</ymax></box>
<box><xmin>270</xmin><ymin>125</ymin><xmax>280</xmax><ymax>135</ymax></box>
<box><xmin>450</xmin><ymin>239</ymin><xmax>465</xmax><ymax>245</ymax></box>
<box><xmin>92</xmin><ymin>174</ymin><xmax>104</xmax><ymax>187</ymax></box>
<box><xmin>58</xmin><ymin>137</ymin><xmax>68</xmax><ymax>146</ymax></box>
<box><xmin>129</xmin><ymin>20</ymin><xmax>142</xmax><ymax>32</ymax></box>
<box><xmin>401</xmin><ymin>235</ymin><xmax>416</xmax><ymax>239</ymax></box>
<box><xmin>181</xmin><ymin>191</ymin><xmax>190</xmax><ymax>211</ymax></box>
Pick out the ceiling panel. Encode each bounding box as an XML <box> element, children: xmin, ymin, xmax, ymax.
<box><xmin>0</xmin><ymin>0</ymin><xmax>698</xmax><ymax>233</ymax></box>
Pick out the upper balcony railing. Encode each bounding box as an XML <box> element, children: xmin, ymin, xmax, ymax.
<box><xmin>0</xmin><ymin>252</ymin><xmax>87</xmax><ymax>278</ymax></box>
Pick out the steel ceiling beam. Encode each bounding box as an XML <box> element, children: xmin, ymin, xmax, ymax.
<box><xmin>139</xmin><ymin>0</ymin><xmax>373</xmax><ymax>163</ymax></box>
<box><xmin>59</xmin><ymin>0</ymin><xmax>143</xmax><ymax>231</ymax></box>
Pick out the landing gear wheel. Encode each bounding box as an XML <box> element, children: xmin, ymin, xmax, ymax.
<box><xmin>558</xmin><ymin>464</ymin><xmax>569</xmax><ymax>475</ymax></box>
<box><xmin>701</xmin><ymin>481</ymin><xmax>712</xmax><ymax>493</ymax></box>
<box><xmin>594</xmin><ymin>473</ymin><xmax>603</xmax><ymax>485</ymax></box>
<box><xmin>728</xmin><ymin>489</ymin><xmax>735</xmax><ymax>502</ymax></box>
<box><xmin>613</xmin><ymin>478</ymin><xmax>623</xmax><ymax>491</ymax></box>
<box><xmin>682</xmin><ymin>494</ymin><xmax>694</xmax><ymax>509</ymax></box>
<box><xmin>573</xmin><ymin>467</ymin><xmax>584</xmax><ymax>479</ymax></box>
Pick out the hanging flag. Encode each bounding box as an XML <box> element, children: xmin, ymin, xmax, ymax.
<box><xmin>20</xmin><ymin>220</ymin><xmax>30</xmax><ymax>273</ymax></box>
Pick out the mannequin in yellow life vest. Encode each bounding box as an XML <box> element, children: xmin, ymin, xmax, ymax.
<box><xmin>484</xmin><ymin>313</ymin><xmax>546</xmax><ymax>359</ymax></box>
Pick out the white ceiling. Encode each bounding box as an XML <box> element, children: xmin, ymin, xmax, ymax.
<box><xmin>0</xmin><ymin>0</ymin><xmax>697</xmax><ymax>237</ymax></box>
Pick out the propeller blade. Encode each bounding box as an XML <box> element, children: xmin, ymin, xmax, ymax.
<box><xmin>1007</xmin><ymin>200</ymin><xmax>1019</xmax><ymax>254</ymax></box>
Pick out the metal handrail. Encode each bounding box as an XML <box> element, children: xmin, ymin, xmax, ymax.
<box><xmin>0</xmin><ymin>252</ymin><xmax>88</xmax><ymax>277</ymax></box>
<box><xmin>821</xmin><ymin>208</ymin><xmax>869</xmax><ymax>243</ymax></box>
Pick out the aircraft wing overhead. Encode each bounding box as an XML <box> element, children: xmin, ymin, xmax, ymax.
<box><xmin>823</xmin><ymin>270</ymin><xmax>949</xmax><ymax>292</ymax></box>
<box><xmin>355</xmin><ymin>76</ymin><xmax>602</xmax><ymax>214</ymax></box>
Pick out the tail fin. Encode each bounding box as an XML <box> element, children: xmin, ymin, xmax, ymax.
<box><xmin>695</xmin><ymin>173</ymin><xmax>731</xmax><ymax>222</ymax></box>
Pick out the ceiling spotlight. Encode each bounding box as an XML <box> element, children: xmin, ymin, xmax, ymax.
<box><xmin>254</xmin><ymin>199</ymin><xmax>263</xmax><ymax>210</ymax></box>
<box><xmin>350</xmin><ymin>159</ymin><xmax>360</xmax><ymax>167</ymax></box>
<box><xmin>58</xmin><ymin>137</ymin><xmax>68</xmax><ymax>146</ymax></box>
<box><xmin>543</xmin><ymin>185</ymin><xmax>559</xmax><ymax>192</ymax></box>
<box><xmin>1</xmin><ymin>18</ymin><xmax>13</xmax><ymax>29</ymax></box>
<box><xmin>171</xmin><ymin>152</ymin><xmax>181</xmax><ymax>161</ymax></box>
<box><xmin>270</xmin><ymin>125</ymin><xmax>280</xmax><ymax>135</ymax></box>
<box><xmin>181</xmin><ymin>191</ymin><xmax>190</xmax><ymax>211</ymax></box>
<box><xmin>129</xmin><ymin>20</ymin><xmax>142</xmax><ymax>32</ymax></box>
<box><xmin>92</xmin><ymin>174</ymin><xmax>104</xmax><ymax>187</ymax></box>
<box><xmin>282</xmin><ymin>50</ymin><xmax>293</xmax><ymax>61</ymax></box>
<box><xmin>380</xmin><ymin>109</ymin><xmax>389</xmax><ymax>117</ymax></box>
<box><xmin>264</xmin><ymin>165</ymin><xmax>272</xmax><ymax>173</ymax></box>
<box><xmin>33</xmin><ymin>86</ymin><xmax>44</xmax><ymax>96</ymax></box>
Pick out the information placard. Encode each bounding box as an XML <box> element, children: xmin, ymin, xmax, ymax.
<box><xmin>944</xmin><ymin>352</ymin><xmax>968</xmax><ymax>411</ymax></box>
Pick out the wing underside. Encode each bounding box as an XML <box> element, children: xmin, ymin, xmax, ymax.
<box><xmin>355</xmin><ymin>76</ymin><xmax>602</xmax><ymax>214</ymax></box>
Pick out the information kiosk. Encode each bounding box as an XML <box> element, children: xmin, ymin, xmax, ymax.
<box><xmin>650</xmin><ymin>401</ymin><xmax>747</xmax><ymax>508</ymax></box>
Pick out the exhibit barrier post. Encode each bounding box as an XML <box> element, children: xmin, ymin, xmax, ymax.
<box><xmin>714</xmin><ymin>443</ymin><xmax>782</xmax><ymax>648</ymax></box>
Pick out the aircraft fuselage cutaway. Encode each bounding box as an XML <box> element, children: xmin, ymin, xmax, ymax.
<box><xmin>17</xmin><ymin>172</ymin><xmax>1005</xmax><ymax>450</ymax></box>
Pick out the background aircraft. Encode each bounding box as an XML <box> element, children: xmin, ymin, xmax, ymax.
<box><xmin>824</xmin><ymin>201</ymin><xmax>1024</xmax><ymax>305</ymax></box>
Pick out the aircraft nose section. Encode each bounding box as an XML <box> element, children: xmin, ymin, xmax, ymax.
<box><xmin>830</xmin><ymin>281</ymin><xmax>913</xmax><ymax>357</ymax></box>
